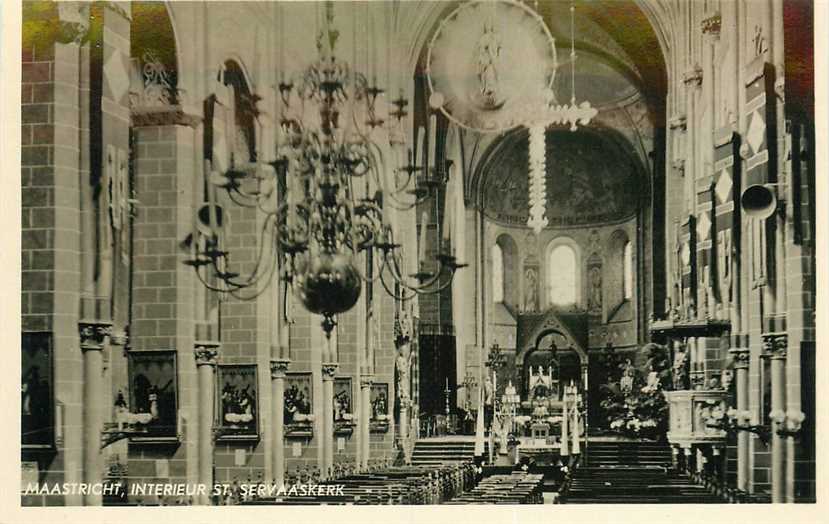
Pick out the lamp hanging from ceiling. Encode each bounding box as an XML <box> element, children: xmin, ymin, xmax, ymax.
<box><xmin>184</xmin><ymin>1</ymin><xmax>465</xmax><ymax>338</ymax></box>
<box><xmin>426</xmin><ymin>0</ymin><xmax>597</xmax><ymax>234</ymax></box>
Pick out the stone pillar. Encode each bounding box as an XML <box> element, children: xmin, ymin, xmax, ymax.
<box><xmin>79</xmin><ymin>319</ymin><xmax>112</xmax><ymax>506</ymax></box>
<box><xmin>360</xmin><ymin>375</ymin><xmax>372</xmax><ymax>470</ymax></box>
<box><xmin>270</xmin><ymin>359</ymin><xmax>290</xmax><ymax>488</ymax></box>
<box><xmin>765</xmin><ymin>333</ymin><xmax>787</xmax><ymax>503</ymax></box>
<box><xmin>194</xmin><ymin>343</ymin><xmax>220</xmax><ymax>505</ymax></box>
<box><xmin>730</xmin><ymin>347</ymin><xmax>750</xmax><ymax>491</ymax></box>
<box><xmin>321</xmin><ymin>363</ymin><xmax>338</xmax><ymax>479</ymax></box>
<box><xmin>399</xmin><ymin>399</ymin><xmax>411</xmax><ymax>457</ymax></box>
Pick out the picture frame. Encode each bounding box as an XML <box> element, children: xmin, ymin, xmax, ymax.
<box><xmin>216</xmin><ymin>364</ymin><xmax>259</xmax><ymax>442</ymax></box>
<box><xmin>21</xmin><ymin>332</ymin><xmax>54</xmax><ymax>451</ymax></box>
<box><xmin>369</xmin><ymin>383</ymin><xmax>390</xmax><ymax>433</ymax></box>
<box><xmin>334</xmin><ymin>377</ymin><xmax>355</xmax><ymax>436</ymax></box>
<box><xmin>284</xmin><ymin>372</ymin><xmax>314</xmax><ymax>438</ymax></box>
<box><xmin>127</xmin><ymin>350</ymin><xmax>179</xmax><ymax>443</ymax></box>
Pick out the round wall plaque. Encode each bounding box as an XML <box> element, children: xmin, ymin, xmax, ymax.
<box><xmin>426</xmin><ymin>0</ymin><xmax>557</xmax><ymax>133</ymax></box>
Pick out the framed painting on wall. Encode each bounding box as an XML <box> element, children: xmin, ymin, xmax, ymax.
<box><xmin>22</xmin><ymin>332</ymin><xmax>54</xmax><ymax>450</ymax></box>
<box><xmin>284</xmin><ymin>372</ymin><xmax>313</xmax><ymax>437</ymax></box>
<box><xmin>217</xmin><ymin>364</ymin><xmax>259</xmax><ymax>441</ymax></box>
<box><xmin>334</xmin><ymin>377</ymin><xmax>355</xmax><ymax>435</ymax></box>
<box><xmin>370</xmin><ymin>383</ymin><xmax>390</xmax><ymax>432</ymax></box>
<box><xmin>127</xmin><ymin>350</ymin><xmax>178</xmax><ymax>442</ymax></box>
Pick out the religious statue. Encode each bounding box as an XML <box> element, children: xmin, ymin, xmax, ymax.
<box><xmin>472</xmin><ymin>21</ymin><xmax>505</xmax><ymax>109</ymax></box>
<box><xmin>721</xmin><ymin>369</ymin><xmax>734</xmax><ymax>391</ymax></box>
<box><xmin>483</xmin><ymin>375</ymin><xmax>494</xmax><ymax>406</ymax></box>
<box><xmin>524</xmin><ymin>267</ymin><xmax>538</xmax><ymax>312</ymax></box>
<box><xmin>394</xmin><ymin>313</ymin><xmax>413</xmax><ymax>403</ymax></box>
<box><xmin>588</xmin><ymin>265</ymin><xmax>602</xmax><ymax>312</ymax></box>
<box><xmin>619</xmin><ymin>359</ymin><xmax>635</xmax><ymax>394</ymax></box>
<box><xmin>672</xmin><ymin>342</ymin><xmax>689</xmax><ymax>390</ymax></box>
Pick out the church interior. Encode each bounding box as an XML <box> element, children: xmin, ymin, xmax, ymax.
<box><xmin>19</xmin><ymin>0</ymin><xmax>816</xmax><ymax>506</ymax></box>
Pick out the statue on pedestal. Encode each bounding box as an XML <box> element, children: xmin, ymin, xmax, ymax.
<box><xmin>394</xmin><ymin>313</ymin><xmax>413</xmax><ymax>403</ymax></box>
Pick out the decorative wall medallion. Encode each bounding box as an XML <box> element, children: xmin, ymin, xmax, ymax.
<box><xmin>427</xmin><ymin>0</ymin><xmax>557</xmax><ymax>133</ymax></box>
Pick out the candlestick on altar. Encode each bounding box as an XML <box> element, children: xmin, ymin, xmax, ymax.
<box><xmin>560</xmin><ymin>390</ymin><xmax>570</xmax><ymax>457</ymax></box>
<box><xmin>444</xmin><ymin>378</ymin><xmax>451</xmax><ymax>418</ymax></box>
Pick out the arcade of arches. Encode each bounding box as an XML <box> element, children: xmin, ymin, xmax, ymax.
<box><xmin>19</xmin><ymin>0</ymin><xmax>816</xmax><ymax>506</ymax></box>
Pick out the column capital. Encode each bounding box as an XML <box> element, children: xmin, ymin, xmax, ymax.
<box><xmin>360</xmin><ymin>375</ymin><xmax>374</xmax><ymax>388</ymax></box>
<box><xmin>270</xmin><ymin>359</ymin><xmax>291</xmax><ymax>379</ymax></box>
<box><xmin>701</xmin><ymin>13</ymin><xmax>721</xmax><ymax>39</ymax></box>
<box><xmin>728</xmin><ymin>348</ymin><xmax>750</xmax><ymax>369</ymax></box>
<box><xmin>322</xmin><ymin>363</ymin><xmax>339</xmax><ymax>380</ymax></box>
<box><xmin>682</xmin><ymin>65</ymin><xmax>703</xmax><ymax>88</ymax></box>
<box><xmin>194</xmin><ymin>342</ymin><xmax>220</xmax><ymax>366</ymax></box>
<box><xmin>762</xmin><ymin>333</ymin><xmax>788</xmax><ymax>360</ymax></box>
<box><xmin>79</xmin><ymin>320</ymin><xmax>113</xmax><ymax>351</ymax></box>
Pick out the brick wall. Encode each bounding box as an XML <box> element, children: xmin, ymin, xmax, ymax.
<box><xmin>21</xmin><ymin>16</ymin><xmax>85</xmax><ymax>503</ymax></box>
<box><xmin>128</xmin><ymin>123</ymin><xmax>199</xmax><ymax>502</ymax></box>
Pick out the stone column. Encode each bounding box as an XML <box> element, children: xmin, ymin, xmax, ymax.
<box><xmin>79</xmin><ymin>319</ymin><xmax>112</xmax><ymax>506</ymax></box>
<box><xmin>730</xmin><ymin>347</ymin><xmax>750</xmax><ymax>491</ymax></box>
<box><xmin>399</xmin><ymin>399</ymin><xmax>411</xmax><ymax>458</ymax></box>
<box><xmin>321</xmin><ymin>363</ymin><xmax>338</xmax><ymax>479</ymax></box>
<box><xmin>765</xmin><ymin>333</ymin><xmax>787</xmax><ymax>503</ymax></box>
<box><xmin>194</xmin><ymin>343</ymin><xmax>220</xmax><ymax>505</ymax></box>
<box><xmin>360</xmin><ymin>374</ymin><xmax>373</xmax><ymax>470</ymax></box>
<box><xmin>270</xmin><ymin>359</ymin><xmax>290</xmax><ymax>488</ymax></box>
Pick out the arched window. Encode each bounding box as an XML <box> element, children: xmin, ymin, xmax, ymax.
<box><xmin>547</xmin><ymin>245</ymin><xmax>577</xmax><ymax>306</ymax></box>
<box><xmin>623</xmin><ymin>241</ymin><xmax>633</xmax><ymax>300</ymax></box>
<box><xmin>492</xmin><ymin>243</ymin><xmax>504</xmax><ymax>303</ymax></box>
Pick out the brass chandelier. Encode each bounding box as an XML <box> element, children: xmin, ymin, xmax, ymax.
<box><xmin>184</xmin><ymin>2</ymin><xmax>464</xmax><ymax>337</ymax></box>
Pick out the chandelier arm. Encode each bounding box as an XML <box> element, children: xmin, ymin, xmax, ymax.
<box><xmin>349</xmin><ymin>250</ymin><xmax>383</xmax><ymax>284</ymax></box>
<box><xmin>193</xmin><ymin>264</ymin><xmax>233</xmax><ymax>294</ymax></box>
<box><xmin>224</xmin><ymin>212</ymin><xmax>279</xmax><ymax>288</ymax></box>
<box><xmin>225</xmin><ymin>253</ymin><xmax>279</xmax><ymax>301</ymax></box>
<box><xmin>383</xmin><ymin>248</ymin><xmax>444</xmax><ymax>291</ymax></box>
<box><xmin>378</xmin><ymin>259</ymin><xmax>418</xmax><ymax>302</ymax></box>
<box><xmin>223</xmin><ymin>185</ymin><xmax>261</xmax><ymax>208</ymax></box>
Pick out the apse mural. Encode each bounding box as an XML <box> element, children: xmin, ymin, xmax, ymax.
<box><xmin>482</xmin><ymin>129</ymin><xmax>643</xmax><ymax>227</ymax></box>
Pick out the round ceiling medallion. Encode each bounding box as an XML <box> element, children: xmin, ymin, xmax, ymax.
<box><xmin>426</xmin><ymin>0</ymin><xmax>558</xmax><ymax>133</ymax></box>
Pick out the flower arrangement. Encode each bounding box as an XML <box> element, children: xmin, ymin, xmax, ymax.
<box><xmin>599</xmin><ymin>344</ymin><xmax>670</xmax><ymax>440</ymax></box>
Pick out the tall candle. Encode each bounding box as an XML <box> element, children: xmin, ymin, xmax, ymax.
<box><xmin>416</xmin><ymin>127</ymin><xmax>425</xmax><ymax>170</ymax></box>
<box><xmin>428</xmin><ymin>114</ymin><xmax>437</xmax><ymax>175</ymax></box>
<box><xmin>279</xmin><ymin>3</ymin><xmax>285</xmax><ymax>82</ymax></box>
<box><xmin>442</xmin><ymin>163</ymin><xmax>454</xmax><ymax>244</ymax></box>
<box><xmin>419</xmin><ymin>211</ymin><xmax>428</xmax><ymax>265</ymax></box>
<box><xmin>560</xmin><ymin>394</ymin><xmax>569</xmax><ymax>456</ymax></box>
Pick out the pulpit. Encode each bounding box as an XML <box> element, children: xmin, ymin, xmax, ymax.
<box><xmin>665</xmin><ymin>390</ymin><xmax>728</xmax><ymax>449</ymax></box>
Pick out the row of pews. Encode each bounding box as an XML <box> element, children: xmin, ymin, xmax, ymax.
<box><xmin>444</xmin><ymin>472</ymin><xmax>544</xmax><ymax>504</ymax></box>
<box><xmin>243</xmin><ymin>462</ymin><xmax>479</xmax><ymax>505</ymax></box>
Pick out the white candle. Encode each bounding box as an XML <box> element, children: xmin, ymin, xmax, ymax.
<box><xmin>442</xmin><ymin>163</ymin><xmax>454</xmax><ymax>245</ymax></box>
<box><xmin>428</xmin><ymin>114</ymin><xmax>437</xmax><ymax>175</ymax></box>
<box><xmin>560</xmin><ymin>392</ymin><xmax>569</xmax><ymax>456</ymax></box>
<box><xmin>416</xmin><ymin>127</ymin><xmax>425</xmax><ymax>170</ymax></box>
<box><xmin>419</xmin><ymin>211</ymin><xmax>428</xmax><ymax>265</ymax></box>
<box><xmin>279</xmin><ymin>3</ymin><xmax>285</xmax><ymax>82</ymax></box>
